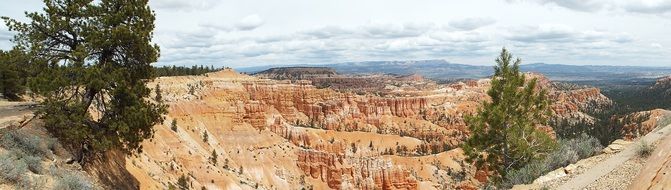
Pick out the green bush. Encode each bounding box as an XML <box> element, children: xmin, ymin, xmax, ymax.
<box><xmin>637</xmin><ymin>140</ymin><xmax>654</xmax><ymax>158</ymax></box>
<box><xmin>504</xmin><ymin>161</ymin><xmax>546</xmax><ymax>186</ymax></box>
<box><xmin>0</xmin><ymin>152</ymin><xmax>27</xmax><ymax>183</ymax></box>
<box><xmin>545</xmin><ymin>143</ymin><xmax>578</xmax><ymax>170</ymax></box>
<box><xmin>503</xmin><ymin>133</ymin><xmax>603</xmax><ymax>187</ymax></box>
<box><xmin>566</xmin><ymin>133</ymin><xmax>603</xmax><ymax>158</ymax></box>
<box><xmin>23</xmin><ymin>155</ymin><xmax>43</xmax><ymax>174</ymax></box>
<box><xmin>17</xmin><ymin>175</ymin><xmax>46</xmax><ymax>190</ymax></box>
<box><xmin>54</xmin><ymin>173</ymin><xmax>95</xmax><ymax>190</ymax></box>
<box><xmin>1</xmin><ymin>131</ymin><xmax>52</xmax><ymax>158</ymax></box>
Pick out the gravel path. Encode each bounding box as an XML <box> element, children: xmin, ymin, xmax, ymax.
<box><xmin>541</xmin><ymin>154</ymin><xmax>613</xmax><ymax>189</ymax></box>
<box><xmin>557</xmin><ymin>124</ymin><xmax>671</xmax><ymax>190</ymax></box>
<box><xmin>584</xmin><ymin>157</ymin><xmax>644</xmax><ymax>189</ymax></box>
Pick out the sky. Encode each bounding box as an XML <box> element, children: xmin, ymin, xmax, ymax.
<box><xmin>1</xmin><ymin>0</ymin><xmax>670</xmax><ymax>67</ymax></box>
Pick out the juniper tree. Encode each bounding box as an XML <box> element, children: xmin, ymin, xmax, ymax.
<box><xmin>3</xmin><ymin>0</ymin><xmax>166</xmax><ymax>163</ymax></box>
<box><xmin>462</xmin><ymin>48</ymin><xmax>556</xmax><ymax>183</ymax></box>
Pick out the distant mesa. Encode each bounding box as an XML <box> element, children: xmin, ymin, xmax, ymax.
<box><xmin>253</xmin><ymin>67</ymin><xmax>337</xmax><ymax>80</ymax></box>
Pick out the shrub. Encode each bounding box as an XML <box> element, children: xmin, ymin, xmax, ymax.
<box><xmin>503</xmin><ymin>161</ymin><xmax>546</xmax><ymax>187</ymax></box>
<box><xmin>637</xmin><ymin>140</ymin><xmax>654</xmax><ymax>158</ymax></box>
<box><xmin>1</xmin><ymin>131</ymin><xmax>51</xmax><ymax>158</ymax></box>
<box><xmin>503</xmin><ymin>133</ymin><xmax>603</xmax><ymax>187</ymax></box>
<box><xmin>0</xmin><ymin>152</ymin><xmax>27</xmax><ymax>183</ymax></box>
<box><xmin>18</xmin><ymin>175</ymin><xmax>46</xmax><ymax>190</ymax></box>
<box><xmin>53</xmin><ymin>173</ymin><xmax>95</xmax><ymax>190</ymax></box>
<box><xmin>566</xmin><ymin>133</ymin><xmax>603</xmax><ymax>158</ymax></box>
<box><xmin>23</xmin><ymin>155</ymin><xmax>43</xmax><ymax>174</ymax></box>
<box><xmin>545</xmin><ymin>143</ymin><xmax>578</xmax><ymax>170</ymax></box>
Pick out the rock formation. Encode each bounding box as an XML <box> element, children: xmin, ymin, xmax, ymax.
<box><xmin>124</xmin><ymin>69</ymin><xmax>612</xmax><ymax>189</ymax></box>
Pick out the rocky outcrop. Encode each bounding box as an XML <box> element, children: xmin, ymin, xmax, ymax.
<box><xmin>621</xmin><ymin>109</ymin><xmax>671</xmax><ymax>140</ymax></box>
<box><xmin>296</xmin><ymin>149</ymin><xmax>419</xmax><ymax>189</ymax></box>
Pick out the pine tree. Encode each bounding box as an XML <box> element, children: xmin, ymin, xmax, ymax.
<box><xmin>0</xmin><ymin>49</ymin><xmax>27</xmax><ymax>100</ymax></box>
<box><xmin>3</xmin><ymin>0</ymin><xmax>167</xmax><ymax>163</ymax></box>
<box><xmin>203</xmin><ymin>131</ymin><xmax>208</xmax><ymax>143</ymax></box>
<box><xmin>155</xmin><ymin>84</ymin><xmax>163</xmax><ymax>103</ymax></box>
<box><xmin>171</xmin><ymin>119</ymin><xmax>178</xmax><ymax>132</ymax></box>
<box><xmin>177</xmin><ymin>174</ymin><xmax>189</xmax><ymax>190</ymax></box>
<box><xmin>210</xmin><ymin>149</ymin><xmax>217</xmax><ymax>165</ymax></box>
<box><xmin>461</xmin><ymin>48</ymin><xmax>556</xmax><ymax>183</ymax></box>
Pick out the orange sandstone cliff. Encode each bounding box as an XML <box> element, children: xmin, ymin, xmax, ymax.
<box><xmin>124</xmin><ymin>69</ymin><xmax>611</xmax><ymax>189</ymax></box>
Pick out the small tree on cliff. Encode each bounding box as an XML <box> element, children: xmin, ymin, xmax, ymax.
<box><xmin>210</xmin><ymin>149</ymin><xmax>218</xmax><ymax>165</ymax></box>
<box><xmin>3</xmin><ymin>0</ymin><xmax>166</xmax><ymax>163</ymax></box>
<box><xmin>462</xmin><ymin>48</ymin><xmax>556</xmax><ymax>183</ymax></box>
<box><xmin>155</xmin><ymin>83</ymin><xmax>163</xmax><ymax>103</ymax></box>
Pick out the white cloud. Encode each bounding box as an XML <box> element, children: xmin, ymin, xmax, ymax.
<box><xmin>448</xmin><ymin>18</ymin><xmax>497</xmax><ymax>31</ymax></box>
<box><xmin>235</xmin><ymin>14</ymin><xmax>264</xmax><ymax>31</ymax></box>
<box><xmin>150</xmin><ymin>0</ymin><xmax>220</xmax><ymax>11</ymax></box>
<box><xmin>509</xmin><ymin>0</ymin><xmax>671</xmax><ymax>15</ymax></box>
<box><xmin>1</xmin><ymin>0</ymin><xmax>670</xmax><ymax>67</ymax></box>
<box><xmin>623</xmin><ymin>0</ymin><xmax>671</xmax><ymax>14</ymax></box>
<box><xmin>507</xmin><ymin>24</ymin><xmax>633</xmax><ymax>44</ymax></box>
<box><xmin>651</xmin><ymin>43</ymin><xmax>664</xmax><ymax>48</ymax></box>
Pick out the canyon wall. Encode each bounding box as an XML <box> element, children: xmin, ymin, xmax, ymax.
<box><xmin>125</xmin><ymin>69</ymin><xmax>611</xmax><ymax>190</ymax></box>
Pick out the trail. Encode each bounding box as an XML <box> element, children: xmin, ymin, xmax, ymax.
<box><xmin>557</xmin><ymin>124</ymin><xmax>671</xmax><ymax>190</ymax></box>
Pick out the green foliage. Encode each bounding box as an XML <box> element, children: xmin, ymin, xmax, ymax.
<box><xmin>203</xmin><ymin>131</ymin><xmax>208</xmax><ymax>143</ymax></box>
<box><xmin>637</xmin><ymin>140</ymin><xmax>653</xmax><ymax>158</ymax></box>
<box><xmin>544</xmin><ymin>142</ymin><xmax>578</xmax><ymax>170</ymax></box>
<box><xmin>566</xmin><ymin>133</ymin><xmax>603</xmax><ymax>158</ymax></box>
<box><xmin>210</xmin><ymin>149</ymin><xmax>217</xmax><ymax>166</ymax></box>
<box><xmin>188</xmin><ymin>84</ymin><xmax>197</xmax><ymax>95</ymax></box>
<box><xmin>551</xmin><ymin>107</ymin><xmax>649</xmax><ymax>146</ymax></box>
<box><xmin>0</xmin><ymin>151</ymin><xmax>27</xmax><ymax>183</ymax></box>
<box><xmin>462</xmin><ymin>48</ymin><xmax>556</xmax><ymax>182</ymax></box>
<box><xmin>171</xmin><ymin>119</ymin><xmax>178</xmax><ymax>132</ymax></box>
<box><xmin>23</xmin><ymin>155</ymin><xmax>43</xmax><ymax>174</ymax></box>
<box><xmin>0</xmin><ymin>49</ymin><xmax>28</xmax><ymax>100</ymax></box>
<box><xmin>53</xmin><ymin>172</ymin><xmax>95</xmax><ymax>190</ymax></box>
<box><xmin>602</xmin><ymin>81</ymin><xmax>671</xmax><ymax>112</ymax></box>
<box><xmin>177</xmin><ymin>174</ymin><xmax>189</xmax><ymax>190</ymax></box>
<box><xmin>503</xmin><ymin>160</ymin><xmax>545</xmax><ymax>187</ymax></box>
<box><xmin>154</xmin><ymin>65</ymin><xmax>221</xmax><ymax>77</ymax></box>
<box><xmin>3</xmin><ymin>0</ymin><xmax>168</xmax><ymax>160</ymax></box>
<box><xmin>155</xmin><ymin>83</ymin><xmax>163</xmax><ymax>103</ymax></box>
<box><xmin>1</xmin><ymin>130</ymin><xmax>53</xmax><ymax>158</ymax></box>
<box><xmin>502</xmin><ymin>134</ymin><xmax>602</xmax><ymax>187</ymax></box>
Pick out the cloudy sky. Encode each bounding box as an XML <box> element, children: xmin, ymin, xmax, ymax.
<box><xmin>1</xmin><ymin>0</ymin><xmax>670</xmax><ymax>67</ymax></box>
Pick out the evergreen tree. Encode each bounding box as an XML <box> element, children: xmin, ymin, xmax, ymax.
<box><xmin>210</xmin><ymin>149</ymin><xmax>217</xmax><ymax>165</ymax></box>
<box><xmin>202</xmin><ymin>131</ymin><xmax>208</xmax><ymax>143</ymax></box>
<box><xmin>3</xmin><ymin>0</ymin><xmax>166</xmax><ymax>163</ymax></box>
<box><xmin>177</xmin><ymin>174</ymin><xmax>189</xmax><ymax>190</ymax></box>
<box><xmin>154</xmin><ymin>83</ymin><xmax>163</xmax><ymax>103</ymax></box>
<box><xmin>462</xmin><ymin>48</ymin><xmax>556</xmax><ymax>183</ymax></box>
<box><xmin>171</xmin><ymin>119</ymin><xmax>178</xmax><ymax>132</ymax></box>
<box><xmin>0</xmin><ymin>49</ymin><xmax>28</xmax><ymax>100</ymax></box>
